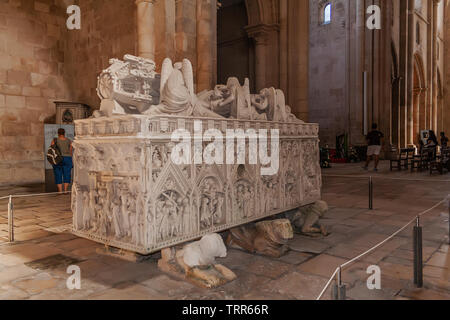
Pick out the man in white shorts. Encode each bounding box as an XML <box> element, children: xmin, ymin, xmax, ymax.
<box><xmin>363</xmin><ymin>124</ymin><xmax>384</xmax><ymax>172</ymax></box>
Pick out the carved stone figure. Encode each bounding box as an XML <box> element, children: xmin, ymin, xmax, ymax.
<box><xmin>183</xmin><ymin>233</ymin><xmax>227</xmax><ymax>267</ymax></box>
<box><xmin>93</xmin><ymin>54</ymin><xmax>303</xmax><ymax>123</ymax></box>
<box><xmin>285</xmin><ymin>200</ymin><xmax>329</xmax><ymax>237</ymax></box>
<box><xmin>226</xmin><ymin>219</ymin><xmax>294</xmax><ymax>258</ymax></box>
<box><xmin>197</xmin><ymin>84</ymin><xmax>236</xmax><ymax>118</ymax></box>
<box><xmin>110</xmin><ymin>197</ymin><xmax>123</xmax><ymax>238</ymax></box>
<box><xmin>96</xmin><ymin>54</ymin><xmax>160</xmax><ymax>117</ymax></box>
<box><xmin>144</xmin><ymin>58</ymin><xmax>222</xmax><ymax>118</ymax></box>
<box><xmin>228</xmin><ymin>78</ymin><xmax>267</xmax><ymax>121</ymax></box>
<box><xmin>81</xmin><ymin>191</ymin><xmax>91</xmax><ymax>231</ymax></box>
<box><xmin>158</xmin><ymin>234</ymin><xmax>237</xmax><ymax>288</ymax></box>
<box><xmin>235</xmin><ymin>181</ymin><xmax>254</xmax><ymax>219</ymax></box>
<box><xmin>199</xmin><ymin>177</ymin><xmax>224</xmax><ymax>229</ymax></box>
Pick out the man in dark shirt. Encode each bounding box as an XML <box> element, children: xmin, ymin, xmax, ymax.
<box><xmin>363</xmin><ymin>123</ymin><xmax>384</xmax><ymax>172</ymax></box>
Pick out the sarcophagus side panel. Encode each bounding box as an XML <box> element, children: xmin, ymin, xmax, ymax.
<box><xmin>72</xmin><ymin>116</ymin><xmax>321</xmax><ymax>254</ymax></box>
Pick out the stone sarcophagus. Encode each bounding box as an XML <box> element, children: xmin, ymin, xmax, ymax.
<box><xmin>72</xmin><ymin>116</ymin><xmax>321</xmax><ymax>254</ymax></box>
<box><xmin>72</xmin><ymin>55</ymin><xmax>321</xmax><ymax>255</ymax></box>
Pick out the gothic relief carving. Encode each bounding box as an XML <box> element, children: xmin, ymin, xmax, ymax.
<box><xmin>198</xmin><ymin>177</ymin><xmax>225</xmax><ymax>230</ymax></box>
<box><xmin>302</xmin><ymin>140</ymin><xmax>321</xmax><ymax>199</ymax></box>
<box><xmin>155</xmin><ymin>190</ymin><xmax>185</xmax><ymax>241</ymax></box>
<box><xmin>235</xmin><ymin>180</ymin><xmax>255</xmax><ymax>219</ymax></box>
<box><xmin>261</xmin><ymin>175</ymin><xmax>280</xmax><ymax>214</ymax></box>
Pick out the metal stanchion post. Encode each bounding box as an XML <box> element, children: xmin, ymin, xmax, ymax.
<box><xmin>448</xmin><ymin>199</ymin><xmax>450</xmax><ymax>245</ymax></box>
<box><xmin>413</xmin><ymin>216</ymin><xmax>423</xmax><ymax>288</ymax></box>
<box><xmin>8</xmin><ymin>195</ymin><xmax>14</xmax><ymax>243</ymax></box>
<box><xmin>332</xmin><ymin>267</ymin><xmax>346</xmax><ymax>300</ymax></box>
<box><xmin>369</xmin><ymin>176</ymin><xmax>373</xmax><ymax>210</ymax></box>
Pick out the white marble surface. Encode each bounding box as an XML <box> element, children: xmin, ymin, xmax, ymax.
<box><xmin>72</xmin><ymin>115</ymin><xmax>321</xmax><ymax>254</ymax></box>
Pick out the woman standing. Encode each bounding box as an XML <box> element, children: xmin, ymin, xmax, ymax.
<box><xmin>52</xmin><ymin>128</ymin><xmax>73</xmax><ymax>192</ymax></box>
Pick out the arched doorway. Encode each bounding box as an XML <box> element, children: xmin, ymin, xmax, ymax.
<box><xmin>217</xmin><ymin>0</ymin><xmax>254</xmax><ymax>90</ymax></box>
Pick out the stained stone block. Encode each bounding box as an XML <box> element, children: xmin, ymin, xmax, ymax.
<box><xmin>72</xmin><ymin>115</ymin><xmax>322</xmax><ymax>254</ymax></box>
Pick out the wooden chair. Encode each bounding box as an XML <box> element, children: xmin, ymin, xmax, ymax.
<box><xmin>430</xmin><ymin>147</ymin><xmax>450</xmax><ymax>175</ymax></box>
<box><xmin>405</xmin><ymin>148</ymin><xmax>416</xmax><ymax>169</ymax></box>
<box><xmin>430</xmin><ymin>159</ymin><xmax>444</xmax><ymax>175</ymax></box>
<box><xmin>411</xmin><ymin>150</ymin><xmax>429</xmax><ymax>172</ymax></box>
<box><xmin>411</xmin><ymin>148</ymin><xmax>430</xmax><ymax>172</ymax></box>
<box><xmin>390</xmin><ymin>148</ymin><xmax>414</xmax><ymax>171</ymax></box>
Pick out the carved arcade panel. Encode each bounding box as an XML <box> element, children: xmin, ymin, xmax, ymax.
<box><xmin>72</xmin><ymin>115</ymin><xmax>321</xmax><ymax>254</ymax></box>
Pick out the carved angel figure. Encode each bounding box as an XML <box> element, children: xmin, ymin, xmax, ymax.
<box><xmin>145</xmin><ymin>58</ymin><xmax>222</xmax><ymax>118</ymax></box>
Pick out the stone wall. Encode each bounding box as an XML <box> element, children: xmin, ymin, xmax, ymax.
<box><xmin>0</xmin><ymin>0</ymin><xmax>220</xmax><ymax>186</ymax></box>
<box><xmin>308</xmin><ymin>0</ymin><xmax>349</xmax><ymax>147</ymax></box>
<box><xmin>0</xmin><ymin>0</ymin><xmax>70</xmax><ymax>185</ymax></box>
<box><xmin>65</xmin><ymin>0</ymin><xmax>137</xmax><ymax>110</ymax></box>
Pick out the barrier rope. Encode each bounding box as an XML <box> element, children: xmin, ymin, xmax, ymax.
<box><xmin>316</xmin><ymin>197</ymin><xmax>448</xmax><ymax>300</ymax></box>
<box><xmin>0</xmin><ymin>191</ymin><xmax>71</xmax><ymax>201</ymax></box>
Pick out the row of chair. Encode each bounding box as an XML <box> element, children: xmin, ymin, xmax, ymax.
<box><xmin>390</xmin><ymin>147</ymin><xmax>450</xmax><ymax>175</ymax></box>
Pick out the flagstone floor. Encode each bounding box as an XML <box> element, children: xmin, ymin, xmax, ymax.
<box><xmin>0</xmin><ymin>161</ymin><xmax>448</xmax><ymax>300</ymax></box>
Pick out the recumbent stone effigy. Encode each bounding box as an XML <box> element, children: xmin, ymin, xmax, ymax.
<box><xmin>71</xmin><ymin>54</ymin><xmax>322</xmax><ymax>255</ymax></box>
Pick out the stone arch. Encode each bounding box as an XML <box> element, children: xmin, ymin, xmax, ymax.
<box><xmin>245</xmin><ymin>0</ymin><xmax>279</xmax><ymax>26</ymax></box>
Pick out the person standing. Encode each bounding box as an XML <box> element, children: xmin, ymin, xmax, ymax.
<box><xmin>425</xmin><ymin>130</ymin><xmax>439</xmax><ymax>161</ymax></box>
<box><xmin>363</xmin><ymin>123</ymin><xmax>384</xmax><ymax>172</ymax></box>
<box><xmin>440</xmin><ymin>132</ymin><xmax>448</xmax><ymax>148</ymax></box>
<box><xmin>51</xmin><ymin>128</ymin><xmax>73</xmax><ymax>192</ymax></box>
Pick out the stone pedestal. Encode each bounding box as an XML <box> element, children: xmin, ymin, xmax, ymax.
<box><xmin>72</xmin><ymin>115</ymin><xmax>321</xmax><ymax>254</ymax></box>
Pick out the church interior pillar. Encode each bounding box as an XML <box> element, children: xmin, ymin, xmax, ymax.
<box><xmin>136</xmin><ymin>0</ymin><xmax>157</xmax><ymax>60</ymax></box>
<box><xmin>246</xmin><ymin>25</ymin><xmax>268</xmax><ymax>92</ymax></box>
<box><xmin>196</xmin><ymin>0</ymin><xmax>217</xmax><ymax>92</ymax></box>
<box><xmin>406</xmin><ymin>0</ymin><xmax>415</xmax><ymax>146</ymax></box>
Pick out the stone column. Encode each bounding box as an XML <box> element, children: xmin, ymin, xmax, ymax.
<box><xmin>196</xmin><ymin>0</ymin><xmax>217</xmax><ymax>92</ymax></box>
<box><xmin>414</xmin><ymin>89</ymin><xmax>421</xmax><ymax>144</ymax></box>
<box><xmin>406</xmin><ymin>0</ymin><xmax>415</xmax><ymax>146</ymax></box>
<box><xmin>286</xmin><ymin>0</ymin><xmax>309</xmax><ymax>121</ymax></box>
<box><xmin>445</xmin><ymin>0</ymin><xmax>450</xmax><ymax>133</ymax></box>
<box><xmin>136</xmin><ymin>0</ymin><xmax>157</xmax><ymax>60</ymax></box>
<box><xmin>399</xmin><ymin>0</ymin><xmax>409</xmax><ymax>148</ymax></box>
<box><xmin>432</xmin><ymin>0</ymin><xmax>440</xmax><ymax>132</ymax></box>
<box><xmin>246</xmin><ymin>25</ymin><xmax>270</xmax><ymax>92</ymax></box>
